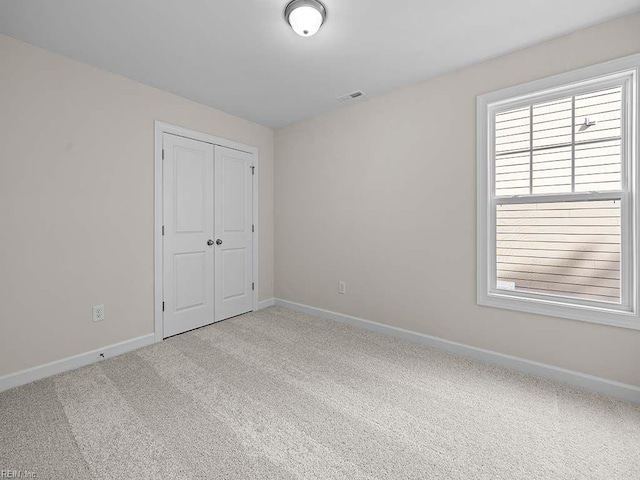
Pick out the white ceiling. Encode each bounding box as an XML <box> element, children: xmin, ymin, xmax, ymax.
<box><xmin>1</xmin><ymin>0</ymin><xmax>639</xmax><ymax>128</ymax></box>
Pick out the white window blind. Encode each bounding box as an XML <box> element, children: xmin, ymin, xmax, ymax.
<box><xmin>477</xmin><ymin>55</ymin><xmax>639</xmax><ymax>330</ymax></box>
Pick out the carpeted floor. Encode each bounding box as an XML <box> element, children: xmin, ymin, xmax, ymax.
<box><xmin>1</xmin><ymin>306</ymin><xmax>639</xmax><ymax>479</ymax></box>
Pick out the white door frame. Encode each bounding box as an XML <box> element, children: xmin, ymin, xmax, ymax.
<box><xmin>154</xmin><ymin>121</ymin><xmax>259</xmax><ymax>343</ymax></box>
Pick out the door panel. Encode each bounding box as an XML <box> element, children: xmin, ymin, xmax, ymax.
<box><xmin>222</xmin><ymin>159</ymin><xmax>246</xmax><ymax>232</ymax></box>
<box><xmin>163</xmin><ymin>133</ymin><xmax>215</xmax><ymax>338</ymax></box>
<box><xmin>222</xmin><ymin>248</ymin><xmax>246</xmax><ymax>299</ymax></box>
<box><xmin>215</xmin><ymin>146</ymin><xmax>253</xmax><ymax>321</ymax></box>
<box><xmin>175</xmin><ymin>151</ymin><xmax>206</xmax><ymax>233</ymax></box>
<box><xmin>174</xmin><ymin>252</ymin><xmax>206</xmax><ymax>311</ymax></box>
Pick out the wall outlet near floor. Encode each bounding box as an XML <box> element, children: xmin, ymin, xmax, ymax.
<box><xmin>338</xmin><ymin>281</ymin><xmax>346</xmax><ymax>295</ymax></box>
<box><xmin>92</xmin><ymin>304</ymin><xmax>105</xmax><ymax>322</ymax></box>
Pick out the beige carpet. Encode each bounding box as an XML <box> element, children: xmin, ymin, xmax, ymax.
<box><xmin>1</xmin><ymin>306</ymin><xmax>639</xmax><ymax>479</ymax></box>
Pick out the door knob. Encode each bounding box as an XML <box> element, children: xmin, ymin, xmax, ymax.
<box><xmin>207</xmin><ymin>239</ymin><xmax>214</xmax><ymax>246</ymax></box>
<box><xmin>216</xmin><ymin>239</ymin><xmax>223</xmax><ymax>246</ymax></box>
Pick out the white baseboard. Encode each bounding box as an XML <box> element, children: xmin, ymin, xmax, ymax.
<box><xmin>274</xmin><ymin>299</ymin><xmax>640</xmax><ymax>404</ymax></box>
<box><xmin>256</xmin><ymin>298</ymin><xmax>275</xmax><ymax>310</ymax></box>
<box><xmin>0</xmin><ymin>333</ymin><xmax>155</xmax><ymax>393</ymax></box>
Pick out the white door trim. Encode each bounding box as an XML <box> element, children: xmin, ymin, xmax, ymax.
<box><xmin>154</xmin><ymin>121</ymin><xmax>259</xmax><ymax>343</ymax></box>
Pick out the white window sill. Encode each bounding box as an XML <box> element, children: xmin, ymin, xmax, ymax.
<box><xmin>478</xmin><ymin>290</ymin><xmax>640</xmax><ymax>330</ymax></box>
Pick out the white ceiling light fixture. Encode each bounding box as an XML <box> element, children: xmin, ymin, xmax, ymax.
<box><xmin>285</xmin><ymin>0</ymin><xmax>326</xmax><ymax>37</ymax></box>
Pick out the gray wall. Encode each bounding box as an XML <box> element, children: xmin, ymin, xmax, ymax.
<box><xmin>274</xmin><ymin>14</ymin><xmax>640</xmax><ymax>386</ymax></box>
<box><xmin>0</xmin><ymin>34</ymin><xmax>274</xmax><ymax>377</ymax></box>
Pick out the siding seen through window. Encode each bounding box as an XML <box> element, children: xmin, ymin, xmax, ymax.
<box><xmin>494</xmin><ymin>85</ymin><xmax>623</xmax><ymax>304</ymax></box>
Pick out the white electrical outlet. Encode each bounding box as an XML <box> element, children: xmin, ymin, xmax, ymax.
<box><xmin>92</xmin><ymin>304</ymin><xmax>105</xmax><ymax>322</ymax></box>
<box><xmin>338</xmin><ymin>281</ymin><xmax>346</xmax><ymax>295</ymax></box>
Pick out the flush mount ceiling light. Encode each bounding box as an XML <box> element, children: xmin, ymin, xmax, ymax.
<box><xmin>285</xmin><ymin>0</ymin><xmax>326</xmax><ymax>37</ymax></box>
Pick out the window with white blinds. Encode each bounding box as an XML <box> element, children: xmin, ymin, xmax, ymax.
<box><xmin>477</xmin><ymin>55</ymin><xmax>639</xmax><ymax>330</ymax></box>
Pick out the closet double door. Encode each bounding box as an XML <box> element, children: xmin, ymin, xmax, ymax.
<box><xmin>162</xmin><ymin>133</ymin><xmax>253</xmax><ymax>338</ymax></box>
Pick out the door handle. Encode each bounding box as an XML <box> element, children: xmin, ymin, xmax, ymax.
<box><xmin>216</xmin><ymin>239</ymin><xmax>223</xmax><ymax>246</ymax></box>
<box><xmin>207</xmin><ymin>239</ymin><xmax>214</xmax><ymax>246</ymax></box>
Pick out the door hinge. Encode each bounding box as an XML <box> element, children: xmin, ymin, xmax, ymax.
<box><xmin>250</xmin><ymin>166</ymin><xmax>255</xmax><ymax>175</ymax></box>
<box><xmin>162</xmin><ymin>149</ymin><xmax>165</xmax><ymax>160</ymax></box>
<box><xmin>162</xmin><ymin>225</ymin><xmax>165</xmax><ymax>236</ymax></box>
<box><xmin>162</xmin><ymin>301</ymin><xmax>165</xmax><ymax>312</ymax></box>
<box><xmin>252</xmin><ymin>224</ymin><xmax>254</xmax><ymax>233</ymax></box>
<box><xmin>252</xmin><ymin>282</ymin><xmax>255</xmax><ymax>291</ymax></box>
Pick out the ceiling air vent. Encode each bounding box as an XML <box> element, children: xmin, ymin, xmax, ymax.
<box><xmin>338</xmin><ymin>91</ymin><xmax>366</xmax><ymax>103</ymax></box>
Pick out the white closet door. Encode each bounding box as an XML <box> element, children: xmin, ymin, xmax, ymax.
<box><xmin>163</xmin><ymin>133</ymin><xmax>215</xmax><ymax>338</ymax></box>
<box><xmin>214</xmin><ymin>145</ymin><xmax>254</xmax><ymax>322</ymax></box>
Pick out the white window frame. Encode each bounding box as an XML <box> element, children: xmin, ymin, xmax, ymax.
<box><xmin>477</xmin><ymin>54</ymin><xmax>640</xmax><ymax>330</ymax></box>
